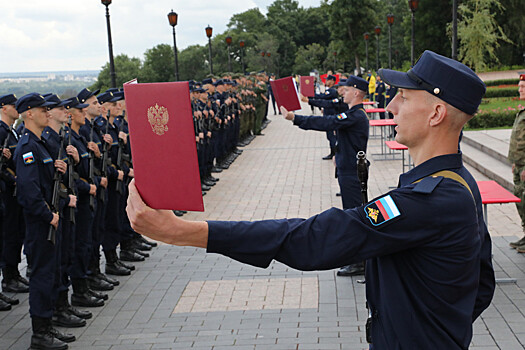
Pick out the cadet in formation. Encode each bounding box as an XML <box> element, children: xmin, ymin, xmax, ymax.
<box><xmin>508</xmin><ymin>74</ymin><xmax>525</xmax><ymax>252</ymax></box>
<box><xmin>127</xmin><ymin>51</ymin><xmax>495</xmax><ymax>349</ymax></box>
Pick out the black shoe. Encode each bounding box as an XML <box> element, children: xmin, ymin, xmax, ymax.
<box><xmin>201</xmin><ymin>184</ymin><xmax>211</xmax><ymax>191</ymax></box>
<box><xmin>133</xmin><ymin>249</ymin><xmax>149</xmax><ymax>258</ymax></box>
<box><xmin>138</xmin><ymin>235</ymin><xmax>157</xmax><ymax>247</ymax></box>
<box><xmin>322</xmin><ymin>154</ymin><xmax>334</xmax><ymax>160</ymax></box>
<box><xmin>52</xmin><ymin>309</ymin><xmax>86</xmax><ymax>328</ymax></box>
<box><xmin>202</xmin><ymin>180</ymin><xmax>215</xmax><ymax>187</ymax></box>
<box><xmin>219</xmin><ymin>163</ymin><xmax>229</xmax><ymax>170</ymax></box>
<box><xmin>174</xmin><ymin>210</ymin><xmax>184</xmax><ymax>217</ymax></box>
<box><xmin>105</xmin><ymin>263</ymin><xmax>131</xmax><ymax>276</ymax></box>
<box><xmin>67</xmin><ymin>306</ymin><xmax>92</xmax><ymax>320</ymax></box>
<box><xmin>96</xmin><ymin>272</ymin><xmax>119</xmax><ymax>286</ymax></box>
<box><xmin>88</xmin><ymin>289</ymin><xmax>108</xmax><ymax>301</ymax></box>
<box><xmin>2</xmin><ymin>278</ymin><xmax>29</xmax><ymax>293</ymax></box>
<box><xmin>120</xmin><ymin>249</ymin><xmax>145</xmax><ymax>262</ymax></box>
<box><xmin>211</xmin><ymin>166</ymin><xmax>223</xmax><ymax>173</ymax></box>
<box><xmin>49</xmin><ymin>327</ymin><xmax>76</xmax><ymax>343</ymax></box>
<box><xmin>202</xmin><ymin>191</ymin><xmax>207</xmax><ymax>196</ymax></box>
<box><xmin>87</xmin><ymin>276</ymin><xmax>114</xmax><ymax>291</ymax></box>
<box><xmin>207</xmin><ymin>176</ymin><xmax>219</xmax><ymax>182</ymax></box>
<box><xmin>116</xmin><ymin>259</ymin><xmax>135</xmax><ymax>271</ymax></box>
<box><xmin>17</xmin><ymin>274</ymin><xmax>29</xmax><ymax>286</ymax></box>
<box><xmin>0</xmin><ymin>298</ymin><xmax>11</xmax><ymax>311</ymax></box>
<box><xmin>336</xmin><ymin>264</ymin><xmax>365</xmax><ymax>277</ymax></box>
<box><xmin>336</xmin><ymin>192</ymin><xmax>341</xmax><ymax>197</ymax></box>
<box><xmin>0</xmin><ymin>291</ymin><xmax>19</xmax><ymax>305</ymax></box>
<box><xmin>132</xmin><ymin>240</ymin><xmax>152</xmax><ymax>251</ymax></box>
<box><xmin>71</xmin><ymin>293</ymin><xmax>104</xmax><ymax>307</ymax></box>
<box><xmin>30</xmin><ymin>332</ymin><xmax>68</xmax><ymax>350</ymax></box>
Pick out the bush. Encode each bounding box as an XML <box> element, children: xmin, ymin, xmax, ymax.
<box><xmin>484</xmin><ymin>87</ymin><xmax>519</xmax><ymax>98</ymax></box>
<box><xmin>466</xmin><ymin>109</ymin><xmax>519</xmax><ymax>129</ymax></box>
<box><xmin>484</xmin><ymin>78</ymin><xmax>519</xmax><ymax>87</ymax></box>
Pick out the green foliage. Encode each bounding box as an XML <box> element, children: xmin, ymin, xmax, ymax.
<box><xmin>294</xmin><ymin>44</ymin><xmax>326</xmax><ymax>76</ymax></box>
<box><xmin>458</xmin><ymin>0</ymin><xmax>512</xmax><ymax>71</ymax></box>
<box><xmin>178</xmin><ymin>45</ymin><xmax>209</xmax><ymax>81</ymax></box>
<box><xmin>494</xmin><ymin>0</ymin><xmax>525</xmax><ymax>67</ymax></box>
<box><xmin>484</xmin><ymin>78</ymin><xmax>520</xmax><ymax>86</ymax></box>
<box><xmin>484</xmin><ymin>87</ymin><xmax>519</xmax><ymax>98</ymax></box>
<box><xmin>466</xmin><ymin>110</ymin><xmax>517</xmax><ymax>129</ymax></box>
<box><xmin>90</xmin><ymin>54</ymin><xmax>142</xmax><ymax>91</ymax></box>
<box><xmin>140</xmin><ymin>44</ymin><xmax>175</xmax><ymax>83</ymax></box>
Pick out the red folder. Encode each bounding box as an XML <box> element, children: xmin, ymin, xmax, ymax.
<box><xmin>319</xmin><ymin>73</ymin><xmax>340</xmax><ymax>85</ymax></box>
<box><xmin>300</xmin><ymin>76</ymin><xmax>315</xmax><ymax>97</ymax></box>
<box><xmin>123</xmin><ymin>82</ymin><xmax>204</xmax><ymax>211</ymax></box>
<box><xmin>270</xmin><ymin>77</ymin><xmax>301</xmax><ymax>111</ymax></box>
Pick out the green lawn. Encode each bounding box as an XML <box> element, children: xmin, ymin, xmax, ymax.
<box><xmin>479</xmin><ymin>97</ymin><xmax>523</xmax><ymax>114</ymax></box>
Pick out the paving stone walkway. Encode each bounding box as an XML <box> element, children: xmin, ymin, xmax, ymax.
<box><xmin>1</xmin><ymin>103</ymin><xmax>525</xmax><ymax>349</ymax></box>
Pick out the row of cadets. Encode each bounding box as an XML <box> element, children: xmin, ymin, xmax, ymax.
<box><xmin>0</xmin><ymin>94</ymin><xmax>27</xmax><ymax>311</ymax></box>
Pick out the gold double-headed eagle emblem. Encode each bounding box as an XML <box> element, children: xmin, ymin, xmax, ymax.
<box><xmin>147</xmin><ymin>103</ymin><xmax>169</xmax><ymax>136</ymax></box>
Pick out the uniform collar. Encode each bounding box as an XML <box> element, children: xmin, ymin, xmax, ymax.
<box><xmin>348</xmin><ymin>103</ymin><xmax>364</xmax><ymax>112</ymax></box>
<box><xmin>398</xmin><ymin>152</ymin><xmax>463</xmax><ymax>187</ymax></box>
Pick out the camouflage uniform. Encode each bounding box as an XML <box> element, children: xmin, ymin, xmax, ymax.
<box><xmin>508</xmin><ymin>108</ymin><xmax>525</xmax><ymax>249</ymax></box>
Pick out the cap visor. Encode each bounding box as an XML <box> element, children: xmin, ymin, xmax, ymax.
<box><xmin>92</xmin><ymin>89</ymin><xmax>100</xmax><ymax>96</ymax></box>
<box><xmin>77</xmin><ymin>103</ymin><xmax>89</xmax><ymax>109</ymax></box>
<box><xmin>41</xmin><ymin>101</ymin><xmax>57</xmax><ymax>107</ymax></box>
<box><xmin>378</xmin><ymin>69</ymin><xmax>419</xmax><ymax>89</ymax></box>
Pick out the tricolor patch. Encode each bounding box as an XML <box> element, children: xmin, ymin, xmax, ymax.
<box><xmin>331</xmin><ymin>98</ymin><xmax>339</xmax><ymax>103</ymax></box>
<box><xmin>23</xmin><ymin>152</ymin><xmax>34</xmax><ymax>165</ymax></box>
<box><xmin>336</xmin><ymin>113</ymin><xmax>347</xmax><ymax>120</ymax></box>
<box><xmin>364</xmin><ymin>195</ymin><xmax>401</xmax><ymax>226</ymax></box>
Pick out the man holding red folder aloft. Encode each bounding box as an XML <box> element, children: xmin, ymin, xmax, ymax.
<box><xmin>126</xmin><ymin>51</ymin><xmax>495</xmax><ymax>349</ymax></box>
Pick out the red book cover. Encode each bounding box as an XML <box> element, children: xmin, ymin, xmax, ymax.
<box><xmin>300</xmin><ymin>76</ymin><xmax>315</xmax><ymax>97</ymax></box>
<box><xmin>270</xmin><ymin>77</ymin><xmax>301</xmax><ymax>111</ymax></box>
<box><xmin>123</xmin><ymin>82</ymin><xmax>204</xmax><ymax>211</ymax></box>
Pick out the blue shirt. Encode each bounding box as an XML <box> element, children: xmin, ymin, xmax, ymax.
<box><xmin>207</xmin><ymin>152</ymin><xmax>495</xmax><ymax>349</ymax></box>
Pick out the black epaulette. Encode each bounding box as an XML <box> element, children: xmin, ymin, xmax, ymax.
<box><xmin>19</xmin><ymin>133</ymin><xmax>30</xmax><ymax>146</ymax></box>
<box><xmin>412</xmin><ymin>176</ymin><xmax>443</xmax><ymax>194</ymax></box>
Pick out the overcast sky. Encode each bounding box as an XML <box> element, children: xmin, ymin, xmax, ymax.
<box><xmin>0</xmin><ymin>0</ymin><xmax>321</xmax><ymax>73</ymax></box>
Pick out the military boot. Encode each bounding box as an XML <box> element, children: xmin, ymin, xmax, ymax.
<box><xmin>71</xmin><ymin>279</ymin><xmax>104</xmax><ymax>308</ymax></box>
<box><xmin>2</xmin><ymin>266</ymin><xmax>29</xmax><ymax>293</ymax></box>
<box><xmin>89</xmin><ymin>260</ymin><xmax>119</xmax><ymax>286</ymax></box>
<box><xmin>509</xmin><ymin>235</ymin><xmax>525</xmax><ymax>249</ymax></box>
<box><xmin>0</xmin><ymin>291</ymin><xmax>19</xmax><ymax>305</ymax></box>
<box><xmin>104</xmin><ymin>249</ymin><xmax>131</xmax><ymax>276</ymax></box>
<box><xmin>30</xmin><ymin>316</ymin><xmax>68</xmax><ymax>350</ymax></box>
<box><xmin>517</xmin><ymin>243</ymin><xmax>525</xmax><ymax>253</ymax></box>
<box><xmin>322</xmin><ymin>147</ymin><xmax>336</xmax><ymax>160</ymax></box>
<box><xmin>53</xmin><ymin>291</ymin><xmax>86</xmax><ymax>328</ymax></box>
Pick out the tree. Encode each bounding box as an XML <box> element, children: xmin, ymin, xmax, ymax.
<box><xmin>458</xmin><ymin>0</ymin><xmax>511</xmax><ymax>71</ymax></box>
<box><xmin>90</xmin><ymin>54</ymin><xmax>142</xmax><ymax>91</ymax></box>
<box><xmin>494</xmin><ymin>0</ymin><xmax>525</xmax><ymax>67</ymax></box>
<box><xmin>140</xmin><ymin>44</ymin><xmax>175</xmax><ymax>83</ymax></box>
<box><xmin>294</xmin><ymin>43</ymin><xmax>326</xmax><ymax>75</ymax></box>
<box><xmin>178</xmin><ymin>45</ymin><xmax>209</xmax><ymax>81</ymax></box>
<box><xmin>324</xmin><ymin>0</ymin><xmax>376</xmax><ymax>74</ymax></box>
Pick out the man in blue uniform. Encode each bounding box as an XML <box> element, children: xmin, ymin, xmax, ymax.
<box><xmin>0</xmin><ymin>94</ymin><xmax>29</xmax><ymax>298</ymax></box>
<box><xmin>374</xmin><ymin>75</ymin><xmax>386</xmax><ymax>119</ymax></box>
<box><xmin>314</xmin><ymin>75</ymin><xmax>338</xmax><ymax>160</ymax></box>
<box><xmin>127</xmin><ymin>51</ymin><xmax>495</xmax><ymax>349</ymax></box>
<box><xmin>15</xmin><ymin>93</ymin><xmax>75</xmax><ymax>349</ymax></box>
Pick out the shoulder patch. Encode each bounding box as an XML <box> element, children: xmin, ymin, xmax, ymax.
<box><xmin>331</xmin><ymin>98</ymin><xmax>339</xmax><ymax>103</ymax></box>
<box><xmin>364</xmin><ymin>195</ymin><xmax>401</xmax><ymax>226</ymax></box>
<box><xmin>325</xmin><ymin>91</ymin><xmax>329</xmax><ymax>95</ymax></box>
<box><xmin>412</xmin><ymin>176</ymin><xmax>443</xmax><ymax>194</ymax></box>
<box><xmin>43</xmin><ymin>157</ymin><xmax>53</xmax><ymax>164</ymax></box>
<box><xmin>337</xmin><ymin>113</ymin><xmax>348</xmax><ymax>120</ymax></box>
<box><xmin>23</xmin><ymin>152</ymin><xmax>34</xmax><ymax>165</ymax></box>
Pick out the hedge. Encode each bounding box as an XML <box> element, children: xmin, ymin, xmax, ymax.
<box><xmin>484</xmin><ymin>78</ymin><xmax>519</xmax><ymax>87</ymax></box>
<box><xmin>466</xmin><ymin>110</ymin><xmax>518</xmax><ymax>129</ymax></box>
<box><xmin>484</xmin><ymin>87</ymin><xmax>519</xmax><ymax>98</ymax></box>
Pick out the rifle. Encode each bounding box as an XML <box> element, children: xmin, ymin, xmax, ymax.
<box><xmin>357</xmin><ymin>151</ymin><xmax>369</xmax><ymax>204</ymax></box>
<box><xmin>87</xmin><ymin>118</ymin><xmax>96</xmax><ymax>211</ymax></box>
<box><xmin>47</xmin><ymin>127</ymin><xmax>67</xmax><ymax>244</ymax></box>
<box><xmin>99</xmin><ymin>110</ymin><xmax>111</xmax><ymax>202</ymax></box>
<box><xmin>66</xmin><ymin>116</ymin><xmax>79</xmax><ymax>224</ymax></box>
<box><xmin>115</xmin><ymin>112</ymin><xmax>130</xmax><ymax>195</ymax></box>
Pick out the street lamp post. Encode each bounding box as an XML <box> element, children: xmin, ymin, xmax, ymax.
<box><xmin>205</xmin><ymin>25</ymin><xmax>213</xmax><ymax>75</ymax></box>
<box><xmin>374</xmin><ymin>26</ymin><xmax>381</xmax><ymax>71</ymax></box>
<box><xmin>452</xmin><ymin>0</ymin><xmax>458</xmax><ymax>60</ymax></box>
<box><xmin>101</xmin><ymin>0</ymin><xmax>116</xmax><ymax>88</ymax></box>
<box><xmin>239</xmin><ymin>40</ymin><xmax>245</xmax><ymax>74</ymax></box>
<box><xmin>387</xmin><ymin>14</ymin><xmax>394</xmax><ymax>69</ymax></box>
<box><xmin>167</xmin><ymin>10</ymin><xmax>179</xmax><ymax>81</ymax></box>
<box><xmin>225</xmin><ymin>36</ymin><xmax>232</xmax><ymax>72</ymax></box>
<box><xmin>364</xmin><ymin>33</ymin><xmax>370</xmax><ymax>71</ymax></box>
<box><xmin>408</xmin><ymin>0</ymin><xmax>420</xmax><ymax>66</ymax></box>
